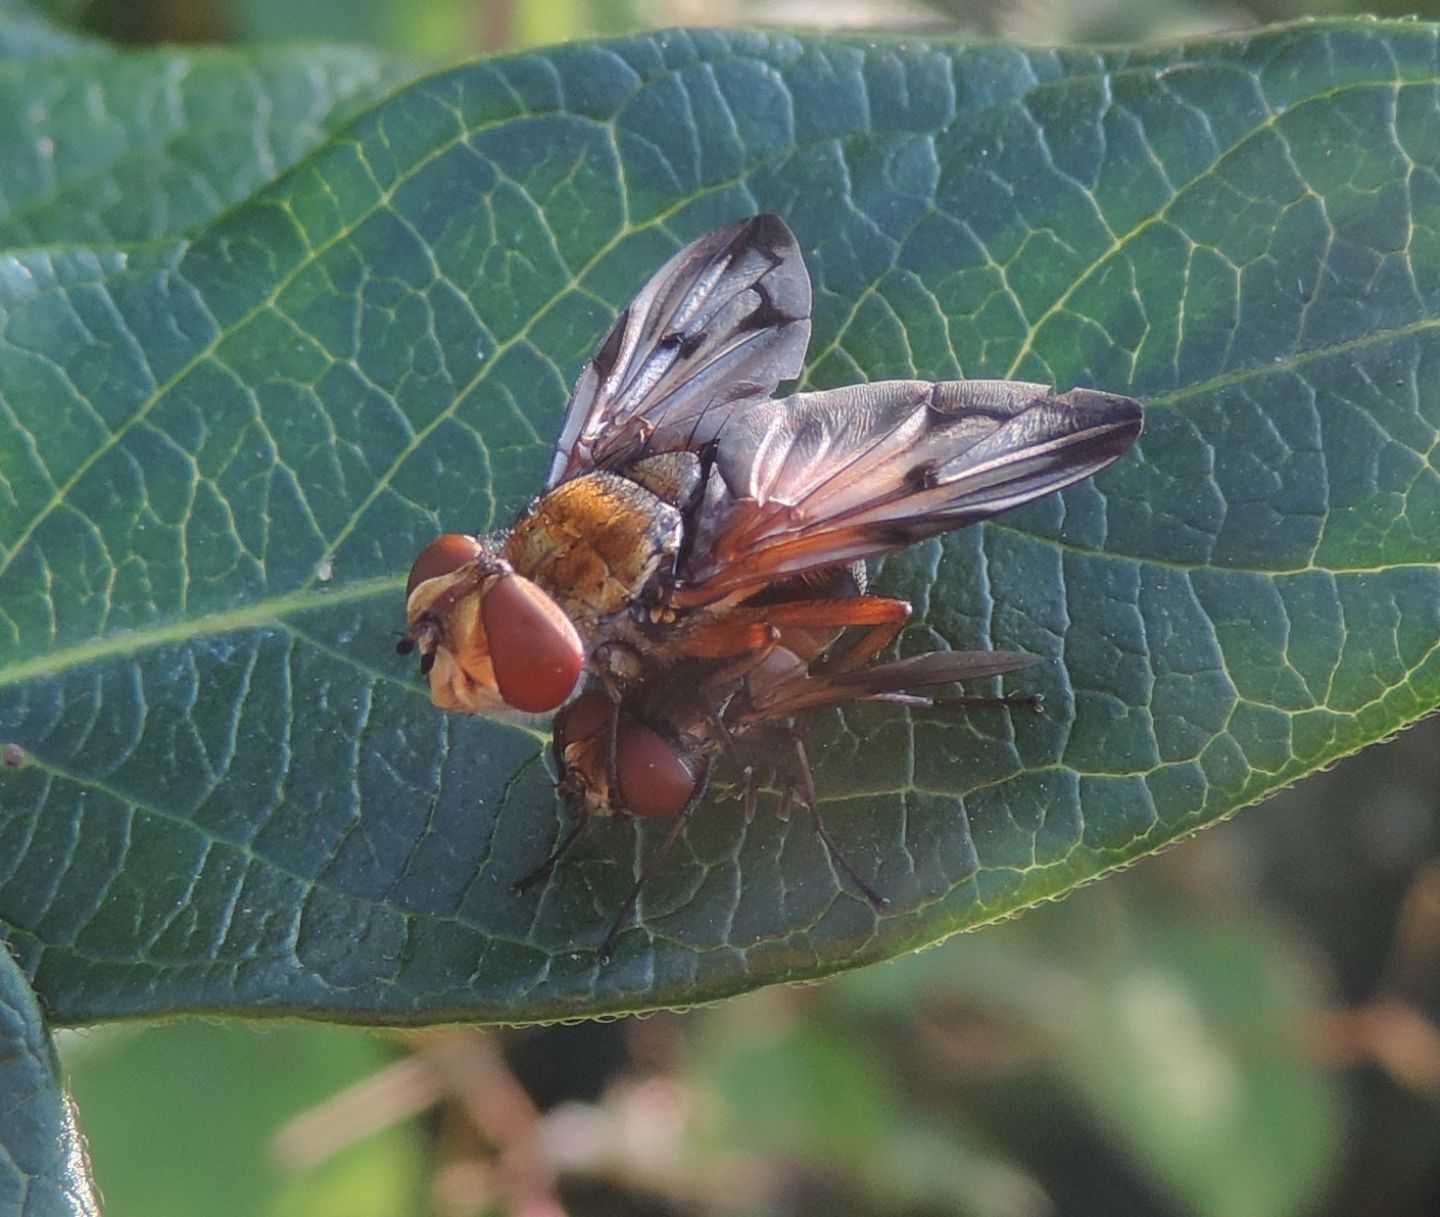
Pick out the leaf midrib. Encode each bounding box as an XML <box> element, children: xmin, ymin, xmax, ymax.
<box><xmin>0</xmin><ymin>574</ymin><xmax>397</xmax><ymax>689</ymax></box>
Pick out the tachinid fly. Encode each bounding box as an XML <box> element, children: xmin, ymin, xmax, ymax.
<box><xmin>399</xmin><ymin>215</ymin><xmax>1143</xmax><ymax>957</ymax></box>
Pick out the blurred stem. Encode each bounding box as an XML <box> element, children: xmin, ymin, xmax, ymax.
<box><xmin>478</xmin><ymin>0</ymin><xmax>513</xmax><ymax>49</ymax></box>
<box><xmin>272</xmin><ymin>1050</ymin><xmax>441</xmax><ymax>1171</ymax></box>
<box><xmin>1384</xmin><ymin>856</ymin><xmax>1440</xmax><ymax>1001</ymax></box>
<box><xmin>1313</xmin><ymin>999</ymin><xmax>1440</xmax><ymax>1100</ymax></box>
<box><xmin>425</xmin><ymin>1032</ymin><xmax>565</xmax><ymax>1217</ymax></box>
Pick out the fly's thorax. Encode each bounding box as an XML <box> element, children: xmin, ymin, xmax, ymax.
<box><xmin>505</xmin><ymin>471</ymin><xmax>684</xmax><ymax>628</ymax></box>
<box><xmin>621</xmin><ymin>450</ymin><xmax>703</xmax><ymax>510</ymax></box>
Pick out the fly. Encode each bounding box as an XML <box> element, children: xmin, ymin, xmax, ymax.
<box><xmin>398</xmin><ymin>215</ymin><xmax>1143</xmax><ymax>958</ymax></box>
<box><xmin>401</xmin><ymin>216</ymin><xmax>1140</xmax><ymax>724</ymax></box>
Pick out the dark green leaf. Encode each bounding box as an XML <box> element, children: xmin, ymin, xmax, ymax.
<box><xmin>0</xmin><ymin>45</ymin><xmax>429</xmax><ymax>246</ymax></box>
<box><xmin>0</xmin><ymin>944</ymin><xmax>99</xmax><ymax>1216</ymax></box>
<box><xmin>2</xmin><ymin>21</ymin><xmax>1438</xmax><ymax>1021</ymax></box>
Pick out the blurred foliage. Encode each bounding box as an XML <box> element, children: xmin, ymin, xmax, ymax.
<box><xmin>60</xmin><ymin>1023</ymin><xmax>425</xmax><ymax>1217</ymax></box>
<box><xmin>19</xmin><ymin>0</ymin><xmax>1440</xmax><ymax>1214</ymax></box>
<box><xmin>61</xmin><ymin>0</ymin><xmax>1440</xmax><ymax>56</ymax></box>
<box><xmin>72</xmin><ymin>0</ymin><xmax>646</xmax><ymax>51</ymax></box>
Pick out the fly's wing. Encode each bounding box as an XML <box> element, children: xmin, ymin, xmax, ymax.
<box><xmin>678</xmin><ymin>380</ymin><xmax>1142</xmax><ymax>603</ymax></box>
<box><xmin>546</xmin><ymin>214</ymin><xmax>812</xmax><ymax>487</ymax></box>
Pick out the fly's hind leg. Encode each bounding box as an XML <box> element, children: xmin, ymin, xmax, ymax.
<box><xmin>513</xmin><ymin>808</ymin><xmax>592</xmax><ymax>894</ymax></box>
<box><xmin>598</xmin><ymin>790</ymin><xmax>705</xmax><ymax>964</ymax></box>
<box><xmin>932</xmin><ymin>690</ymin><xmax>1046</xmax><ymax>714</ymax></box>
<box><xmin>787</xmin><ymin>730</ymin><xmax>888</xmax><ymax>911</ymax></box>
<box><xmin>735</xmin><ymin>715</ymin><xmax>890</xmax><ymax>910</ymax></box>
<box><xmin>587</xmin><ymin>642</ymin><xmax>644</xmax><ymax>806</ymax></box>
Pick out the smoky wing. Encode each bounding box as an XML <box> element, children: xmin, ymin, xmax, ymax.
<box><xmin>678</xmin><ymin>380</ymin><xmax>1143</xmax><ymax>603</ymax></box>
<box><xmin>546</xmin><ymin>214</ymin><xmax>812</xmax><ymax>488</ymax></box>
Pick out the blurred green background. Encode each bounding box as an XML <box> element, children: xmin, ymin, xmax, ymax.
<box><xmin>43</xmin><ymin>1</ymin><xmax>1440</xmax><ymax>1215</ymax></box>
<box><xmin>57</xmin><ymin>0</ymin><xmax>1440</xmax><ymax>55</ymax></box>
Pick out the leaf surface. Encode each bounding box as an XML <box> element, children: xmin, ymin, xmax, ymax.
<box><xmin>0</xmin><ymin>43</ymin><xmax>428</xmax><ymax>246</ymax></box>
<box><xmin>0</xmin><ymin>945</ymin><xmax>98</xmax><ymax>1216</ymax></box>
<box><xmin>2</xmin><ymin>21</ymin><xmax>1438</xmax><ymax>1020</ymax></box>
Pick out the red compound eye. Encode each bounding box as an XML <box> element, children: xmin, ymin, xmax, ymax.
<box><xmin>406</xmin><ymin>534</ymin><xmax>482</xmax><ymax>597</ymax></box>
<box><xmin>554</xmin><ymin>689</ymin><xmax>611</xmax><ymax>752</ymax></box>
<box><xmin>616</xmin><ymin>722</ymin><xmax>700</xmax><ymax>819</ymax></box>
<box><xmin>482</xmin><ymin>571</ymin><xmax>584</xmax><ymax>713</ymax></box>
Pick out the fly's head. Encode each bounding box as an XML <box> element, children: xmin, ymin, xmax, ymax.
<box><xmin>401</xmin><ymin>534</ymin><xmax>585</xmax><ymax>717</ymax></box>
<box><xmin>552</xmin><ymin>689</ymin><xmax>706</xmax><ymax>820</ymax></box>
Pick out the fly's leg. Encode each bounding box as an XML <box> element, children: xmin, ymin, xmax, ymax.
<box><xmin>789</xmin><ymin>732</ymin><xmax>888</xmax><ymax>911</ymax></box>
<box><xmin>598</xmin><ymin>798</ymin><xmax>703</xmax><ymax>964</ymax></box>
<box><xmin>694</xmin><ymin>692</ymin><xmax>764</xmax><ymax>822</ymax></box>
<box><xmin>603</xmin><ymin>696</ymin><xmax>621</xmax><ymax>809</ymax></box>
<box><xmin>589</xmin><ymin>642</ymin><xmax>643</xmax><ymax>807</ymax></box>
<box><xmin>715</xmin><ymin>713</ymin><xmax>889</xmax><ymax>905</ymax></box>
<box><xmin>513</xmin><ymin>810</ymin><xmax>591</xmax><ymax>894</ymax></box>
<box><xmin>930</xmin><ymin>691</ymin><xmax>1046</xmax><ymax>713</ymax></box>
<box><xmin>664</xmin><ymin>646</ymin><xmax>790</xmax><ymax>823</ymax></box>
<box><xmin>805</xmin><ymin>600</ymin><xmax>911</xmax><ymax>676</ymax></box>
<box><xmin>742</xmin><ymin>777</ymin><xmax>762</xmax><ymax>824</ymax></box>
<box><xmin>703</xmin><ymin>627</ymin><xmax>783</xmax><ymax>683</ymax></box>
<box><xmin>678</xmin><ymin>597</ymin><xmax>911</xmax><ymax>666</ymax></box>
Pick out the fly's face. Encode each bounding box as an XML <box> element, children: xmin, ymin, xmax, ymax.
<box><xmin>400</xmin><ymin>534</ymin><xmax>584</xmax><ymax>717</ymax></box>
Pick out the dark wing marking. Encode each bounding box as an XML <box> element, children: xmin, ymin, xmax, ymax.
<box><xmin>677</xmin><ymin>380</ymin><xmax>1142</xmax><ymax>603</ymax></box>
<box><xmin>546</xmin><ymin>214</ymin><xmax>812</xmax><ymax>488</ymax></box>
